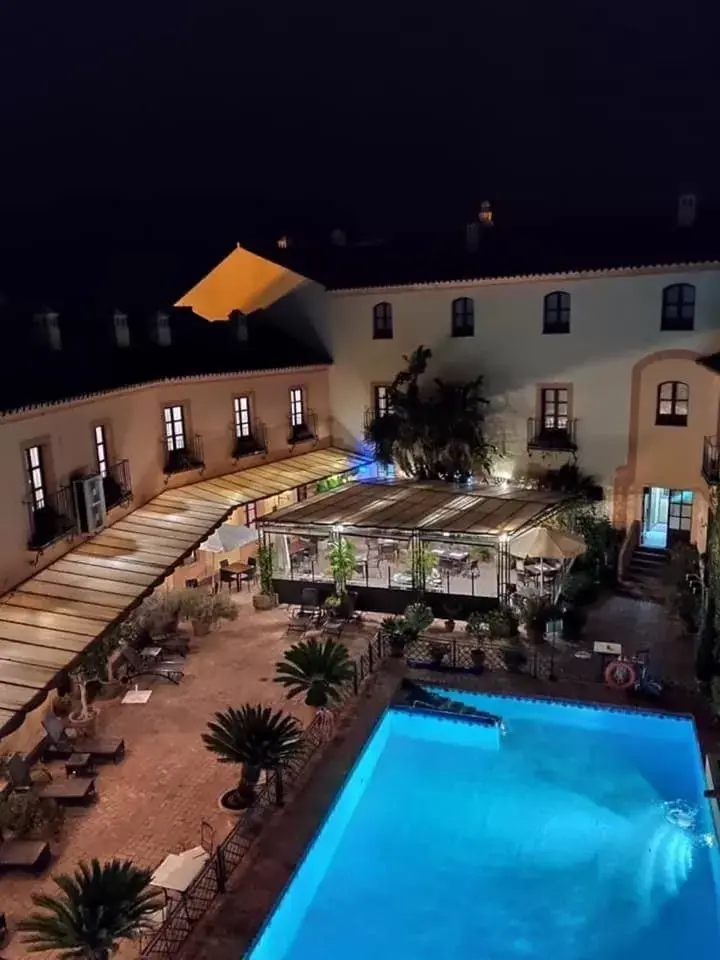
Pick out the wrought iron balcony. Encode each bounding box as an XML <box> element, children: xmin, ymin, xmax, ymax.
<box><xmin>26</xmin><ymin>485</ymin><xmax>77</xmax><ymax>551</ymax></box>
<box><xmin>287</xmin><ymin>410</ymin><xmax>318</xmax><ymax>446</ymax></box>
<box><xmin>103</xmin><ymin>459</ymin><xmax>133</xmax><ymax>511</ymax></box>
<box><xmin>163</xmin><ymin>434</ymin><xmax>205</xmax><ymax>476</ymax></box>
<box><xmin>703</xmin><ymin>436</ymin><xmax>720</xmax><ymax>484</ymax></box>
<box><xmin>527</xmin><ymin>418</ymin><xmax>578</xmax><ymax>453</ymax></box>
<box><xmin>232</xmin><ymin>420</ymin><xmax>267</xmax><ymax>461</ymax></box>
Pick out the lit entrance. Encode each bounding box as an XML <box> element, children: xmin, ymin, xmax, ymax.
<box><xmin>641</xmin><ymin>487</ymin><xmax>693</xmax><ymax>549</ymax></box>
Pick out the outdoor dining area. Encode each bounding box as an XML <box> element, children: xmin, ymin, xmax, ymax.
<box><xmin>257</xmin><ymin>479</ymin><xmax>578</xmax><ymax>617</ymax></box>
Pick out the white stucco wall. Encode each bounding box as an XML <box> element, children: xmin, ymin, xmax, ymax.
<box><xmin>317</xmin><ymin>266</ymin><xmax>720</xmax><ymax>486</ymax></box>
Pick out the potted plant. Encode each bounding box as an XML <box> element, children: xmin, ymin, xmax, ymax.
<box><xmin>485</xmin><ymin>606</ymin><xmax>520</xmax><ymax>640</ymax></box>
<box><xmin>442</xmin><ymin>600</ymin><xmax>462</xmax><ymax>633</ymax></box>
<box><xmin>19</xmin><ymin>858</ymin><xmax>162</xmax><ymax>956</ymax></box>
<box><xmin>328</xmin><ymin>537</ymin><xmax>357</xmax><ymax>596</ymax></box>
<box><xmin>518</xmin><ymin>594</ymin><xmax>558</xmax><ymax>645</ymax></box>
<box><xmin>465</xmin><ymin>611</ymin><xmax>488</xmax><ymax>669</ymax></box>
<box><xmin>185</xmin><ymin>590</ymin><xmax>238</xmax><ymax>636</ymax></box>
<box><xmin>67</xmin><ymin>667</ymin><xmax>99</xmax><ymax>738</ymax></box>
<box><xmin>429</xmin><ymin>641</ymin><xmax>449</xmax><ymax>668</ymax></box>
<box><xmin>404</xmin><ymin>601</ymin><xmax>434</xmax><ymax>636</ymax></box>
<box><xmin>0</xmin><ymin>792</ymin><xmax>63</xmax><ymax>842</ymax></box>
<box><xmin>138</xmin><ymin>591</ymin><xmax>183</xmax><ymax>634</ymax></box>
<box><xmin>380</xmin><ymin>616</ymin><xmax>410</xmax><ymax>657</ymax></box>
<box><xmin>253</xmin><ymin>543</ymin><xmax>278</xmax><ymax>611</ymax></box>
<box><xmin>501</xmin><ymin>642</ymin><xmax>528</xmax><ymax>673</ymax></box>
<box><xmin>323</xmin><ymin>594</ymin><xmax>343</xmax><ymax>619</ymax></box>
<box><xmin>274</xmin><ymin>637</ymin><xmax>355</xmax><ymax>708</ymax></box>
<box><xmin>203</xmin><ymin>704</ymin><xmax>302</xmax><ymax>810</ymax></box>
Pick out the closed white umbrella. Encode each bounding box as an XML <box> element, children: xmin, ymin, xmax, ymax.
<box><xmin>509</xmin><ymin>527</ymin><xmax>585</xmax><ymax>591</ymax></box>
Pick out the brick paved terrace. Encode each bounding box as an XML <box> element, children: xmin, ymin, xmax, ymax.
<box><xmin>0</xmin><ymin>590</ymin><xmax>383</xmax><ymax>959</ymax></box>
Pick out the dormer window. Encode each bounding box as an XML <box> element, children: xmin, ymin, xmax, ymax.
<box><xmin>113</xmin><ymin>309</ymin><xmax>130</xmax><ymax>348</ymax></box>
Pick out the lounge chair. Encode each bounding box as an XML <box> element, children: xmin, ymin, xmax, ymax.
<box><xmin>122</xmin><ymin>648</ymin><xmax>184</xmax><ymax>685</ymax></box>
<box><xmin>41</xmin><ymin>714</ymin><xmax>125</xmax><ymax>764</ymax></box>
<box><xmin>0</xmin><ymin>837</ymin><xmax>51</xmax><ymax>873</ymax></box>
<box><xmin>288</xmin><ymin>588</ymin><xmax>319</xmax><ymax>633</ymax></box>
<box><xmin>7</xmin><ymin>755</ymin><xmax>97</xmax><ymax>807</ymax></box>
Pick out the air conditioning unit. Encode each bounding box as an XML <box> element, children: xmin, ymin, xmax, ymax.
<box><xmin>73</xmin><ymin>474</ymin><xmax>107</xmax><ymax>534</ymax></box>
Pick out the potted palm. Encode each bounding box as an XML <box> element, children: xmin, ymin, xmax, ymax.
<box><xmin>380</xmin><ymin>615</ymin><xmax>411</xmax><ymax>657</ymax></box>
<box><xmin>404</xmin><ymin>601</ymin><xmax>434</xmax><ymax>636</ymax></box>
<box><xmin>328</xmin><ymin>537</ymin><xmax>357</xmax><ymax>596</ymax></box>
<box><xmin>486</xmin><ymin>606</ymin><xmax>520</xmax><ymax>640</ymax></box>
<box><xmin>518</xmin><ymin>594</ymin><xmax>558</xmax><ymax>645</ymax></box>
<box><xmin>253</xmin><ymin>544</ymin><xmax>278</xmax><ymax>611</ymax></box>
<box><xmin>465</xmin><ymin>611</ymin><xmax>488</xmax><ymax>669</ymax></box>
<box><xmin>67</xmin><ymin>667</ymin><xmax>99</xmax><ymax>738</ymax></box>
<box><xmin>19</xmin><ymin>858</ymin><xmax>161</xmax><ymax>958</ymax></box>
<box><xmin>202</xmin><ymin>704</ymin><xmax>302</xmax><ymax>810</ymax></box>
<box><xmin>275</xmin><ymin>637</ymin><xmax>355</xmax><ymax>708</ymax></box>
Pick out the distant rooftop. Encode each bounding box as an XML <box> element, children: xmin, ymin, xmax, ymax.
<box><xmin>263</xmin><ymin>212</ymin><xmax>720</xmax><ymax>291</ymax></box>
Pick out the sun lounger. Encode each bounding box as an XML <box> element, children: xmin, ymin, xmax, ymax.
<box><xmin>42</xmin><ymin>714</ymin><xmax>125</xmax><ymax>764</ymax></box>
<box><xmin>122</xmin><ymin>648</ymin><xmax>184</xmax><ymax>685</ymax></box>
<box><xmin>0</xmin><ymin>838</ymin><xmax>51</xmax><ymax>872</ymax></box>
<box><xmin>7</xmin><ymin>755</ymin><xmax>97</xmax><ymax>807</ymax></box>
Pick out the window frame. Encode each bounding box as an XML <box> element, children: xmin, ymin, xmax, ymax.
<box><xmin>289</xmin><ymin>387</ymin><xmax>305</xmax><ymax>427</ymax></box>
<box><xmin>233</xmin><ymin>395</ymin><xmax>252</xmax><ymax>439</ymax></box>
<box><xmin>543</xmin><ymin>291</ymin><xmax>571</xmax><ymax>334</ymax></box>
<box><xmin>372</xmin><ymin>302</ymin><xmax>393</xmax><ymax>340</ymax></box>
<box><xmin>24</xmin><ymin>444</ymin><xmax>47</xmax><ymax>511</ymax></box>
<box><xmin>540</xmin><ymin>387</ymin><xmax>570</xmax><ymax>432</ymax></box>
<box><xmin>451</xmin><ymin>297</ymin><xmax>475</xmax><ymax>338</ymax></box>
<box><xmin>94</xmin><ymin>425</ymin><xmax>109</xmax><ymax>478</ymax></box>
<box><xmin>164</xmin><ymin>404</ymin><xmax>186</xmax><ymax>451</ymax></box>
<box><xmin>655</xmin><ymin>381</ymin><xmax>689</xmax><ymax>426</ymax></box>
<box><xmin>661</xmin><ymin>283</ymin><xmax>696</xmax><ymax>332</ymax></box>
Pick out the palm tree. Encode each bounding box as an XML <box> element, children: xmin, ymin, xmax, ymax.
<box><xmin>364</xmin><ymin>345</ymin><xmax>494</xmax><ymax>481</ymax></box>
<box><xmin>19</xmin><ymin>858</ymin><xmax>160</xmax><ymax>959</ymax></box>
<box><xmin>275</xmin><ymin>637</ymin><xmax>355</xmax><ymax>708</ymax></box>
<box><xmin>202</xmin><ymin>704</ymin><xmax>302</xmax><ymax>808</ymax></box>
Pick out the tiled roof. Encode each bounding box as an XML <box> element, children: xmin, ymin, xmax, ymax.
<box><xmin>0</xmin><ymin>305</ymin><xmax>330</xmax><ymax>415</ymax></box>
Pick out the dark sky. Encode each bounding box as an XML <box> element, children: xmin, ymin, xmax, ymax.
<box><xmin>0</xmin><ymin>0</ymin><xmax>718</xmax><ymax>248</ymax></box>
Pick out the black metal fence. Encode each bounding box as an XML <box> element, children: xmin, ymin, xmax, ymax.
<box><xmin>139</xmin><ymin>631</ymin><xmax>384</xmax><ymax>959</ymax></box>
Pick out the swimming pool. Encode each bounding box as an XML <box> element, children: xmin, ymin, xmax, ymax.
<box><xmin>246</xmin><ymin>691</ymin><xmax>720</xmax><ymax>959</ymax></box>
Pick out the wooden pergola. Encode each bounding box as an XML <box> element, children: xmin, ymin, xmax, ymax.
<box><xmin>258</xmin><ymin>479</ymin><xmax>572</xmax><ymax>610</ymax></box>
<box><xmin>0</xmin><ymin>447</ymin><xmax>368</xmax><ymax>737</ymax></box>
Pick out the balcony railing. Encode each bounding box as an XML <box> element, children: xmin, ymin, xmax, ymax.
<box><xmin>287</xmin><ymin>410</ymin><xmax>318</xmax><ymax>447</ymax></box>
<box><xmin>703</xmin><ymin>436</ymin><xmax>720</xmax><ymax>484</ymax></box>
<box><xmin>232</xmin><ymin>420</ymin><xmax>267</xmax><ymax>461</ymax></box>
<box><xmin>163</xmin><ymin>434</ymin><xmax>205</xmax><ymax>476</ymax></box>
<box><xmin>26</xmin><ymin>485</ymin><xmax>77</xmax><ymax>551</ymax></box>
<box><xmin>103</xmin><ymin>459</ymin><xmax>133</xmax><ymax>511</ymax></box>
<box><xmin>527</xmin><ymin>418</ymin><xmax>578</xmax><ymax>453</ymax></box>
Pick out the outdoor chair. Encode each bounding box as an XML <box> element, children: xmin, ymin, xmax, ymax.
<box><xmin>0</xmin><ymin>836</ymin><xmax>51</xmax><ymax>873</ymax></box>
<box><xmin>7</xmin><ymin>755</ymin><xmax>97</xmax><ymax>807</ymax></box>
<box><xmin>42</xmin><ymin>713</ymin><xmax>125</xmax><ymax>763</ymax></box>
<box><xmin>287</xmin><ymin>587</ymin><xmax>319</xmax><ymax>633</ymax></box>
<box><xmin>122</xmin><ymin>648</ymin><xmax>184</xmax><ymax>685</ymax></box>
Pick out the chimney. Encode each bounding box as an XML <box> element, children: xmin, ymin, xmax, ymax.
<box><xmin>150</xmin><ymin>310</ymin><xmax>172</xmax><ymax>346</ymax></box>
<box><xmin>229</xmin><ymin>309</ymin><xmax>248</xmax><ymax>342</ymax></box>
<box><xmin>113</xmin><ymin>308</ymin><xmax>130</xmax><ymax>348</ymax></box>
<box><xmin>479</xmin><ymin>200</ymin><xmax>494</xmax><ymax>227</ymax></box>
<box><xmin>34</xmin><ymin>308</ymin><xmax>62</xmax><ymax>350</ymax></box>
<box><xmin>677</xmin><ymin>192</ymin><xmax>697</xmax><ymax>228</ymax></box>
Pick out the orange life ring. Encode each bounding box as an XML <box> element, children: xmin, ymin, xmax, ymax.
<box><xmin>604</xmin><ymin>659</ymin><xmax>636</xmax><ymax>690</ymax></box>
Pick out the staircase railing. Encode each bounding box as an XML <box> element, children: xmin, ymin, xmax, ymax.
<box><xmin>618</xmin><ymin>519</ymin><xmax>639</xmax><ymax>583</ymax></box>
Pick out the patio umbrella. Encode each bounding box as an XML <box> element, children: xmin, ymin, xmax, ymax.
<box><xmin>509</xmin><ymin>527</ymin><xmax>586</xmax><ymax>590</ymax></box>
<box><xmin>200</xmin><ymin>523</ymin><xmax>257</xmax><ymax>553</ymax></box>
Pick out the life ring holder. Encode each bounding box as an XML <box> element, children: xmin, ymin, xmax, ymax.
<box><xmin>604</xmin><ymin>659</ymin><xmax>636</xmax><ymax>690</ymax></box>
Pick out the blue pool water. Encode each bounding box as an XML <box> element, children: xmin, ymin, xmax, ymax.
<box><xmin>246</xmin><ymin>691</ymin><xmax>720</xmax><ymax>959</ymax></box>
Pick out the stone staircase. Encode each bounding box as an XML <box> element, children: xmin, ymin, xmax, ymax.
<box><xmin>619</xmin><ymin>547</ymin><xmax>670</xmax><ymax>603</ymax></box>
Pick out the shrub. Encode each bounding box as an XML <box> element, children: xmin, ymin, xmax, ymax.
<box><xmin>404</xmin><ymin>602</ymin><xmax>434</xmax><ymax>635</ymax></box>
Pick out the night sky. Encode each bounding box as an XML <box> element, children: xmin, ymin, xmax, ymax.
<box><xmin>0</xmin><ymin>0</ymin><xmax>718</xmax><ymax>258</ymax></box>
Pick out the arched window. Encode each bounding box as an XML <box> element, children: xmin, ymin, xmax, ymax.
<box><xmin>656</xmin><ymin>381</ymin><xmax>689</xmax><ymax>426</ymax></box>
<box><xmin>543</xmin><ymin>291</ymin><xmax>571</xmax><ymax>334</ymax></box>
<box><xmin>372</xmin><ymin>302</ymin><xmax>393</xmax><ymax>339</ymax></box>
<box><xmin>451</xmin><ymin>297</ymin><xmax>474</xmax><ymax>337</ymax></box>
<box><xmin>661</xmin><ymin>284</ymin><xmax>695</xmax><ymax>331</ymax></box>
